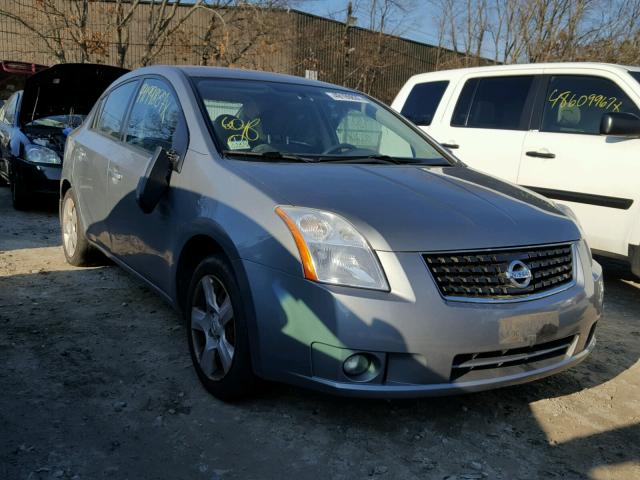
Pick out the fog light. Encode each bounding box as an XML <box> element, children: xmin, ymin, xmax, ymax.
<box><xmin>343</xmin><ymin>353</ymin><xmax>371</xmax><ymax>376</ymax></box>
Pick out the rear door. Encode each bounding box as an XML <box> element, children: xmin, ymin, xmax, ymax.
<box><xmin>517</xmin><ymin>71</ymin><xmax>640</xmax><ymax>257</ymax></box>
<box><xmin>105</xmin><ymin>77</ymin><xmax>188</xmax><ymax>293</ymax></box>
<box><xmin>72</xmin><ymin>80</ymin><xmax>139</xmax><ymax>249</ymax></box>
<box><xmin>430</xmin><ymin>74</ymin><xmax>539</xmax><ymax>182</ymax></box>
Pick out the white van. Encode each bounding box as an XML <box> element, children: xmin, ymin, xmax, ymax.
<box><xmin>392</xmin><ymin>63</ymin><xmax>640</xmax><ymax>276</ymax></box>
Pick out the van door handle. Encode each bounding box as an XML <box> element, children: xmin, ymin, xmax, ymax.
<box><xmin>526</xmin><ymin>150</ymin><xmax>555</xmax><ymax>159</ymax></box>
<box><xmin>441</xmin><ymin>142</ymin><xmax>459</xmax><ymax>149</ymax></box>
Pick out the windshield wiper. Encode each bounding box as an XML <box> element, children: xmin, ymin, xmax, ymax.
<box><xmin>310</xmin><ymin>154</ymin><xmax>444</xmax><ymax>165</ymax></box>
<box><xmin>310</xmin><ymin>154</ymin><xmax>405</xmax><ymax>164</ymax></box>
<box><xmin>222</xmin><ymin>150</ymin><xmax>314</xmax><ymax>163</ymax></box>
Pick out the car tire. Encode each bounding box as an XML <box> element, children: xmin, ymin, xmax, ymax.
<box><xmin>10</xmin><ymin>177</ymin><xmax>30</xmax><ymax>210</ymax></box>
<box><xmin>186</xmin><ymin>255</ymin><xmax>256</xmax><ymax>401</ymax></box>
<box><xmin>61</xmin><ymin>188</ymin><xmax>95</xmax><ymax>266</ymax></box>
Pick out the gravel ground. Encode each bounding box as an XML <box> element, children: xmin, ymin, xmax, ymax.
<box><xmin>0</xmin><ymin>186</ymin><xmax>639</xmax><ymax>480</ymax></box>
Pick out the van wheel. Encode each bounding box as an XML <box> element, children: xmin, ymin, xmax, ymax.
<box><xmin>186</xmin><ymin>255</ymin><xmax>255</xmax><ymax>401</ymax></box>
<box><xmin>61</xmin><ymin>189</ymin><xmax>94</xmax><ymax>266</ymax></box>
<box><xmin>11</xmin><ymin>178</ymin><xmax>30</xmax><ymax>210</ymax></box>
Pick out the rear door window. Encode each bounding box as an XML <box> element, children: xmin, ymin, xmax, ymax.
<box><xmin>452</xmin><ymin>76</ymin><xmax>535</xmax><ymax>130</ymax></box>
<box><xmin>541</xmin><ymin>75</ymin><xmax>640</xmax><ymax>135</ymax></box>
<box><xmin>95</xmin><ymin>81</ymin><xmax>138</xmax><ymax>139</ymax></box>
<box><xmin>125</xmin><ymin>78</ymin><xmax>185</xmax><ymax>154</ymax></box>
<box><xmin>400</xmin><ymin>80</ymin><xmax>448</xmax><ymax>126</ymax></box>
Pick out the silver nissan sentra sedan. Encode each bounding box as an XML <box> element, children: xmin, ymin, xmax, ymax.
<box><xmin>60</xmin><ymin>66</ymin><xmax>603</xmax><ymax>400</ymax></box>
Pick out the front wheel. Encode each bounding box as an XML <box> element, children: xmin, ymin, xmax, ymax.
<box><xmin>61</xmin><ymin>189</ymin><xmax>95</xmax><ymax>266</ymax></box>
<box><xmin>186</xmin><ymin>255</ymin><xmax>256</xmax><ymax>401</ymax></box>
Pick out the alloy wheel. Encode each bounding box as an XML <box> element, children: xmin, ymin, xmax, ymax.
<box><xmin>190</xmin><ymin>275</ymin><xmax>236</xmax><ymax>381</ymax></box>
<box><xmin>62</xmin><ymin>196</ymin><xmax>78</xmax><ymax>257</ymax></box>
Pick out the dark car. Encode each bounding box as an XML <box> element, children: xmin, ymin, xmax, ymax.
<box><xmin>0</xmin><ymin>63</ymin><xmax>127</xmax><ymax>209</ymax></box>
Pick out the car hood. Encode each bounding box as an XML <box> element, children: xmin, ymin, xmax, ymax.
<box><xmin>19</xmin><ymin>63</ymin><xmax>128</xmax><ymax>126</ymax></box>
<box><xmin>230</xmin><ymin>162</ymin><xmax>580</xmax><ymax>252</ymax></box>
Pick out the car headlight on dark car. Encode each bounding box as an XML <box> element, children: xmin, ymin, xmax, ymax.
<box><xmin>25</xmin><ymin>145</ymin><xmax>61</xmax><ymax>165</ymax></box>
<box><xmin>276</xmin><ymin>206</ymin><xmax>389</xmax><ymax>290</ymax></box>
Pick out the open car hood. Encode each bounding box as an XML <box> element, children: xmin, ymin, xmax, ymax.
<box><xmin>19</xmin><ymin>63</ymin><xmax>128</xmax><ymax>126</ymax></box>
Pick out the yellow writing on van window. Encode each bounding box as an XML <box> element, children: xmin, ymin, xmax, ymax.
<box><xmin>137</xmin><ymin>84</ymin><xmax>174</xmax><ymax>121</ymax></box>
<box><xmin>548</xmin><ymin>89</ymin><xmax>623</xmax><ymax>112</ymax></box>
<box><xmin>220</xmin><ymin>116</ymin><xmax>260</xmax><ymax>143</ymax></box>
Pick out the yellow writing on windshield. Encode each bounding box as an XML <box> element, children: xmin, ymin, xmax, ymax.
<box><xmin>548</xmin><ymin>89</ymin><xmax>623</xmax><ymax>112</ymax></box>
<box><xmin>220</xmin><ymin>116</ymin><xmax>260</xmax><ymax>143</ymax></box>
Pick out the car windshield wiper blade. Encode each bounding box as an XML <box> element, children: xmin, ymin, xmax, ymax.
<box><xmin>222</xmin><ymin>150</ymin><xmax>315</xmax><ymax>163</ymax></box>
<box><xmin>310</xmin><ymin>154</ymin><xmax>406</xmax><ymax>164</ymax></box>
<box><xmin>311</xmin><ymin>155</ymin><xmax>450</xmax><ymax>165</ymax></box>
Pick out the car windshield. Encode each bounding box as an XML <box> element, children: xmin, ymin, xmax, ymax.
<box><xmin>629</xmin><ymin>70</ymin><xmax>640</xmax><ymax>85</ymax></box>
<box><xmin>26</xmin><ymin>114</ymin><xmax>85</xmax><ymax>129</ymax></box>
<box><xmin>194</xmin><ymin>77</ymin><xmax>451</xmax><ymax>165</ymax></box>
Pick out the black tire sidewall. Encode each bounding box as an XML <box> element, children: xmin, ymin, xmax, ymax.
<box><xmin>185</xmin><ymin>255</ymin><xmax>255</xmax><ymax>401</ymax></box>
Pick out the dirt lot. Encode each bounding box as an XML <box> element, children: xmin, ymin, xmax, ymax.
<box><xmin>0</xmin><ymin>186</ymin><xmax>638</xmax><ymax>480</ymax></box>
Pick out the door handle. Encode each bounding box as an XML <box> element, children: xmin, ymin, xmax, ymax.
<box><xmin>441</xmin><ymin>142</ymin><xmax>459</xmax><ymax>149</ymax></box>
<box><xmin>526</xmin><ymin>150</ymin><xmax>555</xmax><ymax>159</ymax></box>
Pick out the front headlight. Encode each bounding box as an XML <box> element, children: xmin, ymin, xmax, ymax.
<box><xmin>276</xmin><ymin>206</ymin><xmax>389</xmax><ymax>290</ymax></box>
<box><xmin>25</xmin><ymin>145</ymin><xmax>61</xmax><ymax>164</ymax></box>
<box><xmin>555</xmin><ymin>203</ymin><xmax>593</xmax><ymax>264</ymax></box>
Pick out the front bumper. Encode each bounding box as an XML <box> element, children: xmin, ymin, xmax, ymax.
<box><xmin>240</xmin><ymin>241</ymin><xmax>603</xmax><ymax>398</ymax></box>
<box><xmin>12</xmin><ymin>156</ymin><xmax>61</xmax><ymax>194</ymax></box>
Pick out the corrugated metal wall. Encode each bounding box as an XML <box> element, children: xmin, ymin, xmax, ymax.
<box><xmin>0</xmin><ymin>1</ymin><xmax>479</xmax><ymax>103</ymax></box>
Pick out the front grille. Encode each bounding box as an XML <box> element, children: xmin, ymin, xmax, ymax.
<box><xmin>423</xmin><ymin>243</ymin><xmax>574</xmax><ymax>300</ymax></box>
<box><xmin>450</xmin><ymin>335</ymin><xmax>575</xmax><ymax>381</ymax></box>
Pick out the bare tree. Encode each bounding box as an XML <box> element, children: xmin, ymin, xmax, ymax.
<box><xmin>0</xmin><ymin>0</ymin><xmax>111</xmax><ymax>64</ymax></box>
<box><xmin>138</xmin><ymin>0</ymin><xmax>205</xmax><ymax>66</ymax></box>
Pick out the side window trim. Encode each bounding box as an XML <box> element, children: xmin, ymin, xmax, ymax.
<box><xmin>528</xmin><ymin>75</ymin><xmax>551</xmax><ymax>131</ymax></box>
<box><xmin>522</xmin><ymin>75</ymin><xmax>546</xmax><ymax>131</ymax></box>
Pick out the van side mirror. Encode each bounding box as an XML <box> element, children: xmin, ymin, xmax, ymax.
<box><xmin>600</xmin><ymin>112</ymin><xmax>640</xmax><ymax>136</ymax></box>
<box><xmin>136</xmin><ymin>146</ymin><xmax>178</xmax><ymax>214</ymax></box>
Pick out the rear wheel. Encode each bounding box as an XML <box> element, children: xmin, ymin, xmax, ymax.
<box><xmin>61</xmin><ymin>189</ymin><xmax>94</xmax><ymax>266</ymax></box>
<box><xmin>186</xmin><ymin>256</ymin><xmax>255</xmax><ymax>401</ymax></box>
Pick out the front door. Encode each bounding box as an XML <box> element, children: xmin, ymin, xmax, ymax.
<box><xmin>517</xmin><ymin>73</ymin><xmax>640</xmax><ymax>256</ymax></box>
<box><xmin>74</xmin><ymin>80</ymin><xmax>139</xmax><ymax>248</ymax></box>
<box><xmin>106</xmin><ymin>77</ymin><xmax>188</xmax><ymax>293</ymax></box>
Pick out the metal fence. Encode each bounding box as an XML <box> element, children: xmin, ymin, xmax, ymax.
<box><xmin>0</xmin><ymin>1</ymin><xmax>484</xmax><ymax>103</ymax></box>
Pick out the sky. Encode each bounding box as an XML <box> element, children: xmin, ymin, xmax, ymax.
<box><xmin>293</xmin><ymin>0</ymin><xmax>443</xmax><ymax>48</ymax></box>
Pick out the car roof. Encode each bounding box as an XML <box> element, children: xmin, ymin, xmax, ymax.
<box><xmin>405</xmin><ymin>62</ymin><xmax>640</xmax><ymax>83</ymax></box>
<box><xmin>116</xmin><ymin>64</ymin><xmax>352</xmax><ymax>91</ymax></box>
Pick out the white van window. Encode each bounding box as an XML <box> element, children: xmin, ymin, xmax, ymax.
<box><xmin>541</xmin><ymin>75</ymin><xmax>640</xmax><ymax>135</ymax></box>
<box><xmin>452</xmin><ymin>76</ymin><xmax>534</xmax><ymax>130</ymax></box>
<box><xmin>400</xmin><ymin>81</ymin><xmax>448</xmax><ymax>126</ymax></box>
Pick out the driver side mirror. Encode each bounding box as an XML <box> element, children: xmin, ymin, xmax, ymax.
<box><xmin>136</xmin><ymin>146</ymin><xmax>178</xmax><ymax>214</ymax></box>
<box><xmin>600</xmin><ymin>112</ymin><xmax>640</xmax><ymax>136</ymax></box>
